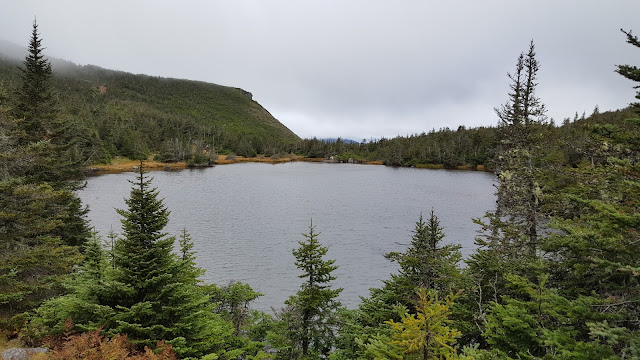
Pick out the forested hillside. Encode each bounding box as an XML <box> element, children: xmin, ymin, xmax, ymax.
<box><xmin>0</xmin><ymin>47</ymin><xmax>300</xmax><ymax>164</ymax></box>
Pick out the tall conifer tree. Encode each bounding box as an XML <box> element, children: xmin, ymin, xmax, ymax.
<box><xmin>30</xmin><ymin>168</ymin><xmax>233</xmax><ymax>358</ymax></box>
<box><xmin>465</xmin><ymin>42</ymin><xmax>549</xmax><ymax>338</ymax></box>
<box><xmin>493</xmin><ymin>40</ymin><xmax>547</xmax><ymax>257</ymax></box>
<box><xmin>14</xmin><ymin>19</ymin><xmax>54</xmax><ymax>143</ymax></box>
<box><xmin>0</xmin><ymin>21</ymin><xmax>88</xmax><ymax>331</ymax></box>
<box><xmin>108</xmin><ymin>166</ymin><xmax>231</xmax><ymax>358</ymax></box>
<box><xmin>271</xmin><ymin>221</ymin><xmax>342</xmax><ymax>359</ymax></box>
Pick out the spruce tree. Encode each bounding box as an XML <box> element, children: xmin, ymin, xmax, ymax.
<box><xmin>30</xmin><ymin>168</ymin><xmax>233</xmax><ymax>358</ymax></box>
<box><xmin>109</xmin><ymin>166</ymin><xmax>231</xmax><ymax>358</ymax></box>
<box><xmin>5</xmin><ymin>19</ymin><xmax>89</xmax><ymax>242</ymax></box>
<box><xmin>14</xmin><ymin>19</ymin><xmax>55</xmax><ymax>143</ymax></box>
<box><xmin>386</xmin><ymin>211</ymin><xmax>462</xmax><ymax>296</ymax></box>
<box><xmin>271</xmin><ymin>221</ymin><xmax>342</xmax><ymax>359</ymax></box>
<box><xmin>464</xmin><ymin>42</ymin><xmax>549</xmax><ymax>345</ymax></box>
<box><xmin>616</xmin><ymin>29</ymin><xmax>640</xmax><ymax>111</ymax></box>
<box><xmin>0</xmin><ymin>26</ymin><xmax>89</xmax><ymax>329</ymax></box>
<box><xmin>12</xmin><ymin>19</ymin><xmax>84</xmax><ymax>187</ymax></box>
<box><xmin>333</xmin><ymin>213</ymin><xmax>463</xmax><ymax>359</ymax></box>
<box><xmin>112</xmin><ymin>166</ymin><xmax>174</xmax><ymax>305</ymax></box>
<box><xmin>493</xmin><ymin>40</ymin><xmax>547</xmax><ymax>257</ymax></box>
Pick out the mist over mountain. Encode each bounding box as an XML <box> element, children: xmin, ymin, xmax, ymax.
<box><xmin>0</xmin><ymin>38</ymin><xmax>25</xmax><ymax>60</ymax></box>
<box><xmin>0</xmin><ymin>37</ymin><xmax>78</xmax><ymax>71</ymax></box>
<box><xmin>318</xmin><ymin>138</ymin><xmax>360</xmax><ymax>144</ymax></box>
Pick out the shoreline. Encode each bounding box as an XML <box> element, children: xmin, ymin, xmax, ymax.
<box><xmin>85</xmin><ymin>155</ymin><xmax>486</xmax><ymax>175</ymax></box>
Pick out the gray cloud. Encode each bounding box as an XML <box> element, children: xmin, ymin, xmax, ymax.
<box><xmin>0</xmin><ymin>0</ymin><xmax>638</xmax><ymax>140</ymax></box>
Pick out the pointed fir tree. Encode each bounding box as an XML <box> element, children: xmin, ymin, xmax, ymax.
<box><xmin>29</xmin><ymin>169</ymin><xmax>234</xmax><ymax>358</ymax></box>
<box><xmin>14</xmin><ymin>19</ymin><xmax>55</xmax><ymax>143</ymax></box>
<box><xmin>105</xmin><ymin>228</ymin><xmax>118</xmax><ymax>267</ymax></box>
<box><xmin>333</xmin><ymin>212</ymin><xmax>463</xmax><ymax>359</ymax></box>
<box><xmin>108</xmin><ymin>165</ymin><xmax>232</xmax><ymax>358</ymax></box>
<box><xmin>174</xmin><ymin>227</ymin><xmax>204</xmax><ymax>285</ymax></box>
<box><xmin>495</xmin><ymin>53</ymin><xmax>525</xmax><ymax>127</ymax></box>
<box><xmin>458</xmin><ymin>42</ymin><xmax>550</xmax><ymax>347</ymax></box>
<box><xmin>111</xmin><ymin>164</ymin><xmax>173</xmax><ymax>305</ymax></box>
<box><xmin>1</xmin><ymin>81</ymin><xmax>86</xmax><ymax>329</ymax></box>
<box><xmin>386</xmin><ymin>210</ymin><xmax>462</xmax><ymax>296</ymax></box>
<box><xmin>469</xmin><ymin>42</ymin><xmax>548</xmax><ymax>309</ymax></box>
<box><xmin>11</xmin><ymin>19</ymin><xmax>85</xmax><ymax>187</ymax></box>
<box><xmin>271</xmin><ymin>221</ymin><xmax>343</xmax><ymax>359</ymax></box>
<box><xmin>4</xmin><ymin>20</ymin><xmax>89</xmax><ymax>247</ymax></box>
<box><xmin>492</xmin><ymin>40</ymin><xmax>547</xmax><ymax>258</ymax></box>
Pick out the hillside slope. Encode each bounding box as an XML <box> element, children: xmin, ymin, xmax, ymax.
<box><xmin>0</xmin><ymin>46</ymin><xmax>299</xmax><ymax>162</ymax></box>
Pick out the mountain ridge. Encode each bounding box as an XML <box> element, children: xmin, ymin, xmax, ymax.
<box><xmin>0</xmin><ymin>40</ymin><xmax>300</xmax><ymax>162</ymax></box>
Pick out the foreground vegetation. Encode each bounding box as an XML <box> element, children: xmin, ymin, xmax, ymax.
<box><xmin>2</xmin><ymin>21</ymin><xmax>640</xmax><ymax>359</ymax></box>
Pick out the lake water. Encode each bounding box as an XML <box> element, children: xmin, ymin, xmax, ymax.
<box><xmin>78</xmin><ymin>162</ymin><xmax>496</xmax><ymax>311</ymax></box>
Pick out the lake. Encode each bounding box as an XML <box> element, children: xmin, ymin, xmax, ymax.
<box><xmin>78</xmin><ymin>162</ymin><xmax>496</xmax><ymax>311</ymax></box>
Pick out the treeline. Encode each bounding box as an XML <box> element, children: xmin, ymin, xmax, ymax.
<box><xmin>2</xmin><ymin>21</ymin><xmax>640</xmax><ymax>360</ymax></box>
<box><xmin>294</xmin><ymin>107</ymin><xmax>637</xmax><ymax>170</ymax></box>
<box><xmin>297</xmin><ymin>126</ymin><xmax>499</xmax><ymax>168</ymax></box>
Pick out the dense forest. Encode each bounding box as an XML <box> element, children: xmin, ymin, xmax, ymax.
<box><xmin>1</xmin><ymin>21</ymin><xmax>640</xmax><ymax>359</ymax></box>
<box><xmin>0</xmin><ymin>40</ymin><xmax>300</xmax><ymax>165</ymax></box>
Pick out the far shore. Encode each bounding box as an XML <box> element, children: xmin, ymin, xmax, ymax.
<box><xmin>85</xmin><ymin>155</ymin><xmax>485</xmax><ymax>175</ymax></box>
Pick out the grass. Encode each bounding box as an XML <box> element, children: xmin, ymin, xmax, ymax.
<box><xmin>416</xmin><ymin>163</ymin><xmax>445</xmax><ymax>169</ymax></box>
<box><xmin>364</xmin><ymin>160</ymin><xmax>384</xmax><ymax>165</ymax></box>
<box><xmin>0</xmin><ymin>335</ymin><xmax>25</xmax><ymax>354</ymax></box>
<box><xmin>89</xmin><ymin>154</ymin><xmax>306</xmax><ymax>173</ymax></box>
<box><xmin>87</xmin><ymin>156</ymin><xmax>486</xmax><ymax>175</ymax></box>
<box><xmin>88</xmin><ymin>157</ymin><xmax>189</xmax><ymax>174</ymax></box>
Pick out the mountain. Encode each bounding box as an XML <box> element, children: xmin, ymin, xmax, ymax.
<box><xmin>0</xmin><ymin>42</ymin><xmax>300</xmax><ymax>162</ymax></box>
<box><xmin>320</xmin><ymin>138</ymin><xmax>360</xmax><ymax>144</ymax></box>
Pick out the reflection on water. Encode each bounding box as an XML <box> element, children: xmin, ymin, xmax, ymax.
<box><xmin>78</xmin><ymin>162</ymin><xmax>495</xmax><ymax>310</ymax></box>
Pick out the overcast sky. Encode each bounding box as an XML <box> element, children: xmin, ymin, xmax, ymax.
<box><xmin>1</xmin><ymin>1</ymin><xmax>639</xmax><ymax>140</ymax></box>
